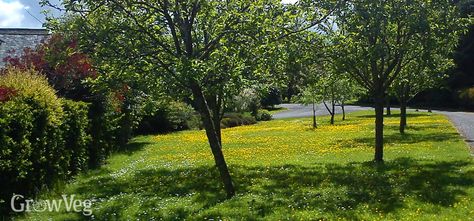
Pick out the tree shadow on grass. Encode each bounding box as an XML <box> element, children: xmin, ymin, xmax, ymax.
<box><xmin>384</xmin><ymin>124</ymin><xmax>446</xmax><ymax>132</ymax></box>
<box><xmin>66</xmin><ymin>158</ymin><xmax>473</xmax><ymax>220</ymax></box>
<box><xmin>382</xmin><ymin>132</ymin><xmax>459</xmax><ymax>144</ymax></box>
<box><xmin>356</xmin><ymin>113</ymin><xmax>428</xmax><ymax>119</ymax></box>
<box><xmin>114</xmin><ymin>140</ymin><xmax>154</xmax><ymax>156</ymax></box>
<box><xmin>336</xmin><ymin>131</ymin><xmax>460</xmax><ymax>149</ymax></box>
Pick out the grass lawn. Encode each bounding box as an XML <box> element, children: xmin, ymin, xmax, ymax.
<box><xmin>22</xmin><ymin>111</ymin><xmax>474</xmax><ymax>220</ymax></box>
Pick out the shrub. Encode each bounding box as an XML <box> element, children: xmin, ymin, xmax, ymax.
<box><xmin>0</xmin><ymin>101</ymin><xmax>35</xmax><ymax>206</ymax></box>
<box><xmin>261</xmin><ymin>87</ymin><xmax>282</xmax><ymax>108</ymax></box>
<box><xmin>0</xmin><ymin>68</ymin><xmax>63</xmax><ymax>122</ymax></box>
<box><xmin>0</xmin><ymin>68</ymin><xmax>65</xmax><ymax>183</ymax></box>
<box><xmin>229</xmin><ymin>88</ymin><xmax>261</xmax><ymax>115</ymax></box>
<box><xmin>0</xmin><ymin>68</ymin><xmax>93</xmax><ymax>215</ymax></box>
<box><xmin>457</xmin><ymin>87</ymin><xmax>474</xmax><ymax>109</ymax></box>
<box><xmin>221</xmin><ymin>113</ymin><xmax>257</xmax><ymax>129</ymax></box>
<box><xmin>167</xmin><ymin>101</ymin><xmax>201</xmax><ymax>130</ymax></box>
<box><xmin>3</xmin><ymin>34</ymin><xmax>97</xmax><ymax>101</ymax></box>
<box><xmin>87</xmin><ymin>94</ymin><xmax>122</xmax><ymax>167</ymax></box>
<box><xmin>256</xmin><ymin>109</ymin><xmax>273</xmax><ymax>121</ymax></box>
<box><xmin>135</xmin><ymin>101</ymin><xmax>200</xmax><ymax>134</ymax></box>
<box><xmin>0</xmin><ymin>68</ymin><xmax>65</xmax><ymax>214</ymax></box>
<box><xmin>61</xmin><ymin>99</ymin><xmax>91</xmax><ymax>174</ymax></box>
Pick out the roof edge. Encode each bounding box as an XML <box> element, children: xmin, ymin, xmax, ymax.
<box><xmin>0</xmin><ymin>28</ymin><xmax>49</xmax><ymax>36</ymax></box>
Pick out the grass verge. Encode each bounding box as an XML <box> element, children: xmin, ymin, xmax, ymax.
<box><xmin>21</xmin><ymin>111</ymin><xmax>474</xmax><ymax>220</ymax></box>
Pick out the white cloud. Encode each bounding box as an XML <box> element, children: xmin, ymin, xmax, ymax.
<box><xmin>0</xmin><ymin>0</ymin><xmax>26</xmax><ymax>27</ymax></box>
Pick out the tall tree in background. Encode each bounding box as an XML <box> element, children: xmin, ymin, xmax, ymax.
<box><xmin>332</xmin><ymin>0</ymin><xmax>467</xmax><ymax>162</ymax></box>
<box><xmin>279</xmin><ymin>33</ymin><xmax>318</xmax><ymax>102</ymax></box>
<box><xmin>453</xmin><ymin>0</ymin><xmax>474</xmax><ymax>89</ymax></box>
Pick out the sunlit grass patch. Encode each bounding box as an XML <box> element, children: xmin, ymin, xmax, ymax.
<box><xmin>22</xmin><ymin>111</ymin><xmax>474</xmax><ymax>220</ymax></box>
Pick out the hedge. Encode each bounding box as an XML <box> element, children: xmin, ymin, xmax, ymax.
<box><xmin>0</xmin><ymin>69</ymin><xmax>116</xmax><ymax>215</ymax></box>
<box><xmin>221</xmin><ymin>113</ymin><xmax>257</xmax><ymax>128</ymax></box>
<box><xmin>135</xmin><ymin>101</ymin><xmax>200</xmax><ymax>134</ymax></box>
<box><xmin>61</xmin><ymin>99</ymin><xmax>91</xmax><ymax>175</ymax></box>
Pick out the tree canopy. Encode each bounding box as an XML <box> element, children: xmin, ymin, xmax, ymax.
<box><xmin>330</xmin><ymin>0</ymin><xmax>468</xmax><ymax>162</ymax></box>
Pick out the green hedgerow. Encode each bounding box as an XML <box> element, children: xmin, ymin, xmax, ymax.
<box><xmin>61</xmin><ymin>99</ymin><xmax>91</xmax><ymax>174</ymax></box>
<box><xmin>0</xmin><ymin>68</ymin><xmax>92</xmax><ymax>215</ymax></box>
<box><xmin>0</xmin><ymin>68</ymin><xmax>63</xmax><ymax>124</ymax></box>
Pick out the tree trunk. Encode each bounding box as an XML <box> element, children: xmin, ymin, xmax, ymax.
<box><xmin>190</xmin><ymin>83</ymin><xmax>235</xmax><ymax>198</ymax></box>
<box><xmin>386</xmin><ymin>98</ymin><xmax>391</xmax><ymax>116</ymax></box>
<box><xmin>287</xmin><ymin>86</ymin><xmax>293</xmax><ymax>103</ymax></box>
<box><xmin>213</xmin><ymin>109</ymin><xmax>222</xmax><ymax>147</ymax></box>
<box><xmin>330</xmin><ymin>101</ymin><xmax>335</xmax><ymax>125</ymax></box>
<box><xmin>312</xmin><ymin>102</ymin><xmax>317</xmax><ymax>128</ymax></box>
<box><xmin>210</xmin><ymin>94</ymin><xmax>223</xmax><ymax>147</ymax></box>
<box><xmin>374</xmin><ymin>96</ymin><xmax>385</xmax><ymax>163</ymax></box>
<box><xmin>400</xmin><ymin>101</ymin><xmax>407</xmax><ymax>134</ymax></box>
<box><xmin>323</xmin><ymin>101</ymin><xmax>334</xmax><ymax>125</ymax></box>
<box><xmin>342</xmin><ymin>103</ymin><xmax>346</xmax><ymax>121</ymax></box>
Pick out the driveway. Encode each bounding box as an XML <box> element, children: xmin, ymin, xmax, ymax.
<box><xmin>273</xmin><ymin>103</ymin><xmax>474</xmax><ymax>155</ymax></box>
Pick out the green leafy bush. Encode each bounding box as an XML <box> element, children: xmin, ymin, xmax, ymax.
<box><xmin>0</xmin><ymin>69</ymin><xmax>65</xmax><ymax>214</ymax></box>
<box><xmin>0</xmin><ymin>68</ymin><xmax>93</xmax><ymax>215</ymax></box>
<box><xmin>0</xmin><ymin>101</ymin><xmax>35</xmax><ymax>202</ymax></box>
<box><xmin>261</xmin><ymin>87</ymin><xmax>282</xmax><ymax>108</ymax></box>
<box><xmin>136</xmin><ymin>101</ymin><xmax>200</xmax><ymax>134</ymax></box>
<box><xmin>229</xmin><ymin>88</ymin><xmax>261</xmax><ymax>115</ymax></box>
<box><xmin>87</xmin><ymin>94</ymin><xmax>122</xmax><ymax>167</ymax></box>
<box><xmin>61</xmin><ymin>99</ymin><xmax>91</xmax><ymax>174</ymax></box>
<box><xmin>221</xmin><ymin>113</ymin><xmax>257</xmax><ymax>129</ymax></box>
<box><xmin>256</xmin><ymin>110</ymin><xmax>273</xmax><ymax>121</ymax></box>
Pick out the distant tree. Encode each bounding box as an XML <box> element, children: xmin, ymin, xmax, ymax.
<box><xmin>453</xmin><ymin>0</ymin><xmax>474</xmax><ymax>86</ymax></box>
<box><xmin>279</xmin><ymin>32</ymin><xmax>320</xmax><ymax>102</ymax></box>
<box><xmin>299</xmin><ymin>83</ymin><xmax>323</xmax><ymax>128</ymax></box>
<box><xmin>320</xmin><ymin>75</ymin><xmax>338</xmax><ymax>125</ymax></box>
<box><xmin>318</xmin><ymin>71</ymin><xmax>357</xmax><ymax>124</ymax></box>
<box><xmin>332</xmin><ymin>0</ymin><xmax>467</xmax><ymax>162</ymax></box>
<box><xmin>393</xmin><ymin>51</ymin><xmax>454</xmax><ymax>134</ymax></box>
<box><xmin>334</xmin><ymin>77</ymin><xmax>358</xmax><ymax>121</ymax></box>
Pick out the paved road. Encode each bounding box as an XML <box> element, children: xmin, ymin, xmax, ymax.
<box><xmin>273</xmin><ymin>103</ymin><xmax>372</xmax><ymax>119</ymax></box>
<box><xmin>274</xmin><ymin>103</ymin><xmax>474</xmax><ymax>155</ymax></box>
<box><xmin>436</xmin><ymin>111</ymin><xmax>474</xmax><ymax>155</ymax></box>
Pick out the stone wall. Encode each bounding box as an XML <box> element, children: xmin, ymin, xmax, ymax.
<box><xmin>0</xmin><ymin>29</ymin><xmax>49</xmax><ymax>67</ymax></box>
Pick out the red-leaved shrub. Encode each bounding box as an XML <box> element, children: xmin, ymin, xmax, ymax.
<box><xmin>0</xmin><ymin>86</ymin><xmax>17</xmax><ymax>102</ymax></box>
<box><xmin>2</xmin><ymin>34</ymin><xmax>97</xmax><ymax>100</ymax></box>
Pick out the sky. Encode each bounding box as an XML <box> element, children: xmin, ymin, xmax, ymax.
<box><xmin>0</xmin><ymin>0</ymin><xmax>299</xmax><ymax>28</ymax></box>
<box><xmin>0</xmin><ymin>0</ymin><xmax>61</xmax><ymax>28</ymax></box>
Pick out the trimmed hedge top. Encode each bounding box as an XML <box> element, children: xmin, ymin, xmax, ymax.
<box><xmin>0</xmin><ymin>68</ymin><xmax>63</xmax><ymax>124</ymax></box>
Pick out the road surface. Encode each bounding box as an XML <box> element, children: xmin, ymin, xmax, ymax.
<box><xmin>273</xmin><ymin>103</ymin><xmax>372</xmax><ymax>119</ymax></box>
